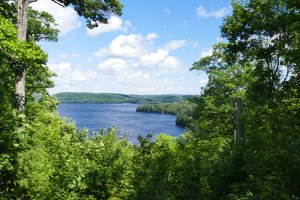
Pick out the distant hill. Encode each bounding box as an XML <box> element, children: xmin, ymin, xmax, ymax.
<box><xmin>54</xmin><ymin>92</ymin><xmax>197</xmax><ymax>104</ymax></box>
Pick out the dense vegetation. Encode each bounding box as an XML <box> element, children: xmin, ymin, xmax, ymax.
<box><xmin>54</xmin><ymin>92</ymin><xmax>196</xmax><ymax>104</ymax></box>
<box><xmin>0</xmin><ymin>0</ymin><xmax>299</xmax><ymax>199</ymax></box>
<box><xmin>136</xmin><ymin>101</ymin><xmax>196</xmax><ymax>127</ymax></box>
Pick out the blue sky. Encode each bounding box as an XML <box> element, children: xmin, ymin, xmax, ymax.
<box><xmin>31</xmin><ymin>0</ymin><xmax>231</xmax><ymax>95</ymax></box>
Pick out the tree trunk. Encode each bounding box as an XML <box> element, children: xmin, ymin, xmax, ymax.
<box><xmin>16</xmin><ymin>0</ymin><xmax>29</xmax><ymax>112</ymax></box>
<box><xmin>234</xmin><ymin>98</ymin><xmax>243</xmax><ymax>143</ymax></box>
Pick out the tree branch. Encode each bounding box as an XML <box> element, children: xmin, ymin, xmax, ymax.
<box><xmin>283</xmin><ymin>64</ymin><xmax>290</xmax><ymax>82</ymax></box>
<box><xmin>0</xmin><ymin>46</ymin><xmax>19</xmax><ymax>63</ymax></box>
<box><xmin>51</xmin><ymin>0</ymin><xmax>65</xmax><ymax>7</ymax></box>
<box><xmin>29</xmin><ymin>0</ymin><xmax>38</xmax><ymax>3</ymax></box>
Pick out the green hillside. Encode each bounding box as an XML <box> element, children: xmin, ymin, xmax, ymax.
<box><xmin>53</xmin><ymin>92</ymin><xmax>197</xmax><ymax>104</ymax></box>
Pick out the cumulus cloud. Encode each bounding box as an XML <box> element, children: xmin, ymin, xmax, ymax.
<box><xmin>48</xmin><ymin>62</ymin><xmax>71</xmax><ymax>76</ymax></box>
<box><xmin>48</xmin><ymin>62</ymin><xmax>98</xmax><ymax>84</ymax></box>
<box><xmin>51</xmin><ymin>33</ymin><xmax>195</xmax><ymax>94</ymax></box>
<box><xmin>139</xmin><ymin>49</ymin><xmax>168</xmax><ymax>67</ymax></box>
<box><xmin>48</xmin><ymin>60</ymin><xmax>198</xmax><ymax>94</ymax></box>
<box><xmin>71</xmin><ymin>71</ymin><xmax>86</xmax><ymax>81</ymax></box>
<box><xmin>196</xmin><ymin>5</ymin><xmax>231</xmax><ymax>19</ymax></box>
<box><xmin>92</xmin><ymin>33</ymin><xmax>187</xmax><ymax>71</ymax></box>
<box><xmin>31</xmin><ymin>0</ymin><xmax>81</xmax><ymax>36</ymax></box>
<box><xmin>94</xmin><ymin>34</ymin><xmax>157</xmax><ymax>58</ymax></box>
<box><xmin>159</xmin><ymin>56</ymin><xmax>182</xmax><ymax>71</ymax></box>
<box><xmin>163</xmin><ymin>40</ymin><xmax>187</xmax><ymax>51</ymax></box>
<box><xmin>98</xmin><ymin>58</ymin><xmax>129</xmax><ymax>72</ymax></box>
<box><xmin>145</xmin><ymin>32</ymin><xmax>159</xmax><ymax>40</ymax></box>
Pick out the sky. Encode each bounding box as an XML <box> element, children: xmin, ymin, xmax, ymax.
<box><xmin>31</xmin><ymin>0</ymin><xmax>232</xmax><ymax>95</ymax></box>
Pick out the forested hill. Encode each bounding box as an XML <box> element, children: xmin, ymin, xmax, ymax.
<box><xmin>54</xmin><ymin>92</ymin><xmax>197</xmax><ymax>104</ymax></box>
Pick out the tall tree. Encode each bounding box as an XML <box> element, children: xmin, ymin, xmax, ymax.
<box><xmin>15</xmin><ymin>0</ymin><xmax>123</xmax><ymax>112</ymax></box>
<box><xmin>220</xmin><ymin>0</ymin><xmax>300</xmax><ymax>198</ymax></box>
<box><xmin>0</xmin><ymin>0</ymin><xmax>59</xmax><ymax>42</ymax></box>
<box><xmin>190</xmin><ymin>42</ymin><xmax>253</xmax><ymax>138</ymax></box>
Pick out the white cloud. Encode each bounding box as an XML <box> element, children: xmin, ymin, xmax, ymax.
<box><xmin>49</xmin><ymin>33</ymin><xmax>201</xmax><ymax>95</ymax></box>
<box><xmin>139</xmin><ymin>49</ymin><xmax>168</xmax><ymax>67</ymax></box>
<box><xmin>200</xmin><ymin>48</ymin><xmax>213</xmax><ymax>58</ymax></box>
<box><xmin>48</xmin><ymin>60</ymin><xmax>200</xmax><ymax>95</ymax></box>
<box><xmin>117</xmin><ymin>71</ymin><xmax>151</xmax><ymax>83</ymax></box>
<box><xmin>31</xmin><ymin>0</ymin><xmax>81</xmax><ymax>36</ymax></box>
<box><xmin>128</xmin><ymin>71</ymin><xmax>150</xmax><ymax>80</ymax></box>
<box><xmin>71</xmin><ymin>71</ymin><xmax>86</xmax><ymax>81</ymax></box>
<box><xmin>48</xmin><ymin>62</ymin><xmax>71</xmax><ymax>75</ymax></box>
<box><xmin>163</xmin><ymin>39</ymin><xmax>187</xmax><ymax>51</ymax></box>
<box><xmin>159</xmin><ymin>56</ymin><xmax>181</xmax><ymax>71</ymax></box>
<box><xmin>98</xmin><ymin>58</ymin><xmax>128</xmax><ymax>72</ymax></box>
<box><xmin>94</xmin><ymin>34</ymin><xmax>155</xmax><ymax>58</ymax></box>
<box><xmin>145</xmin><ymin>32</ymin><xmax>159</xmax><ymax>40</ymax></box>
<box><xmin>48</xmin><ymin>62</ymin><xmax>96</xmax><ymax>84</ymax></box>
<box><xmin>86</xmin><ymin>16</ymin><xmax>123</xmax><ymax>37</ymax></box>
<box><xmin>92</xmin><ymin>33</ymin><xmax>187</xmax><ymax>73</ymax></box>
<box><xmin>196</xmin><ymin>5</ymin><xmax>231</xmax><ymax>19</ymax></box>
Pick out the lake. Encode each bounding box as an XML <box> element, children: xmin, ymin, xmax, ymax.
<box><xmin>57</xmin><ymin>103</ymin><xmax>185</xmax><ymax>143</ymax></box>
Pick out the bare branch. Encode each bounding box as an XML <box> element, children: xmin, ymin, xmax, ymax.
<box><xmin>29</xmin><ymin>0</ymin><xmax>38</xmax><ymax>4</ymax></box>
<box><xmin>51</xmin><ymin>0</ymin><xmax>65</xmax><ymax>7</ymax></box>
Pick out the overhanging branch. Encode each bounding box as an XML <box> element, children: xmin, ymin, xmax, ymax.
<box><xmin>51</xmin><ymin>0</ymin><xmax>65</xmax><ymax>7</ymax></box>
<box><xmin>29</xmin><ymin>0</ymin><xmax>38</xmax><ymax>3</ymax></box>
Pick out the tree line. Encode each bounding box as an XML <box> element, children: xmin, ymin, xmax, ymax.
<box><xmin>54</xmin><ymin>92</ymin><xmax>196</xmax><ymax>104</ymax></box>
<box><xmin>136</xmin><ymin>101</ymin><xmax>196</xmax><ymax>127</ymax></box>
<box><xmin>0</xmin><ymin>0</ymin><xmax>299</xmax><ymax>199</ymax></box>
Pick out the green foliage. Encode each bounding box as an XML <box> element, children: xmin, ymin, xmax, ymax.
<box><xmin>27</xmin><ymin>9</ymin><xmax>59</xmax><ymax>42</ymax></box>
<box><xmin>55</xmin><ymin>92</ymin><xmax>197</xmax><ymax>104</ymax></box>
<box><xmin>63</xmin><ymin>0</ymin><xmax>123</xmax><ymax>29</ymax></box>
<box><xmin>136</xmin><ymin>101</ymin><xmax>196</xmax><ymax>127</ymax></box>
<box><xmin>0</xmin><ymin>0</ymin><xmax>59</xmax><ymax>42</ymax></box>
<box><xmin>190</xmin><ymin>43</ymin><xmax>253</xmax><ymax>138</ymax></box>
<box><xmin>218</xmin><ymin>0</ymin><xmax>300</xmax><ymax>198</ymax></box>
<box><xmin>0</xmin><ymin>14</ymin><xmax>54</xmax><ymax>105</ymax></box>
<box><xmin>131</xmin><ymin>132</ymin><xmax>231</xmax><ymax>199</ymax></box>
<box><xmin>1</xmin><ymin>95</ymin><xmax>135</xmax><ymax>199</ymax></box>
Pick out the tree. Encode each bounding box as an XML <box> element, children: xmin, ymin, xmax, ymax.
<box><xmin>0</xmin><ymin>14</ymin><xmax>52</xmax><ymax>197</ymax></box>
<box><xmin>0</xmin><ymin>0</ymin><xmax>59</xmax><ymax>42</ymax></box>
<box><xmin>15</xmin><ymin>0</ymin><xmax>123</xmax><ymax>112</ymax></box>
<box><xmin>190</xmin><ymin>42</ymin><xmax>253</xmax><ymax>138</ymax></box>
<box><xmin>220</xmin><ymin>0</ymin><xmax>300</xmax><ymax>198</ymax></box>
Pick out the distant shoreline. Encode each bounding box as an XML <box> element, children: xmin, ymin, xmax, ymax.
<box><xmin>54</xmin><ymin>92</ymin><xmax>198</xmax><ymax>104</ymax></box>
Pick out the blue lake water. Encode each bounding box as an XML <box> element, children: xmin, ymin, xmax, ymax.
<box><xmin>57</xmin><ymin>103</ymin><xmax>185</xmax><ymax>143</ymax></box>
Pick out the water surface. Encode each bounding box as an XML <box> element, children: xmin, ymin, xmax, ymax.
<box><xmin>57</xmin><ymin>103</ymin><xmax>184</xmax><ymax>143</ymax></box>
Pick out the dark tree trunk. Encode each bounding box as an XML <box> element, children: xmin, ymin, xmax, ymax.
<box><xmin>15</xmin><ymin>0</ymin><xmax>29</xmax><ymax>112</ymax></box>
<box><xmin>234</xmin><ymin>98</ymin><xmax>243</xmax><ymax>143</ymax></box>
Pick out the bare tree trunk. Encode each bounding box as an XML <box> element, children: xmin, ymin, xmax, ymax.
<box><xmin>234</xmin><ymin>98</ymin><xmax>243</xmax><ymax>143</ymax></box>
<box><xmin>16</xmin><ymin>0</ymin><xmax>29</xmax><ymax>112</ymax></box>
